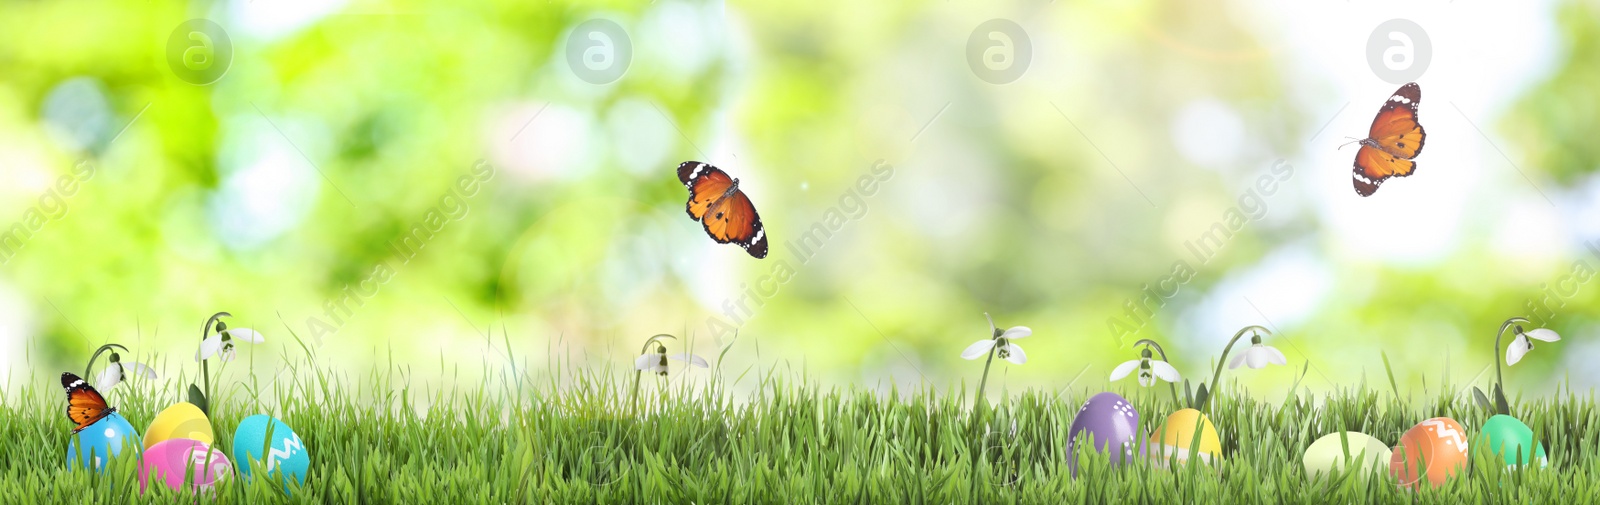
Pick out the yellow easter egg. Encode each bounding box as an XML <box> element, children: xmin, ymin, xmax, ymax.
<box><xmin>1303</xmin><ymin>431</ymin><xmax>1391</xmax><ymax>478</ymax></box>
<box><xmin>143</xmin><ymin>402</ymin><xmax>214</xmax><ymax>450</ymax></box>
<box><xmin>1148</xmin><ymin>408</ymin><xmax>1223</xmax><ymax>466</ymax></box>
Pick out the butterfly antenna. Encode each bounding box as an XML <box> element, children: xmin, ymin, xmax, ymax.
<box><xmin>1337</xmin><ymin>137</ymin><xmax>1363</xmax><ymax>150</ymax></box>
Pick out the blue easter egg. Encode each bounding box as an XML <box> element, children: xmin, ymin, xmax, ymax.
<box><xmin>232</xmin><ymin>415</ymin><xmax>309</xmax><ymax>494</ymax></box>
<box><xmin>66</xmin><ymin>412</ymin><xmax>140</xmax><ymax>472</ymax></box>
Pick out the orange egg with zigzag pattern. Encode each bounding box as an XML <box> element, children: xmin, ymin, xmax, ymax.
<box><xmin>1389</xmin><ymin>417</ymin><xmax>1469</xmax><ymax>489</ymax></box>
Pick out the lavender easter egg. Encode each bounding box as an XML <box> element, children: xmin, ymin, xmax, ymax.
<box><xmin>1067</xmin><ymin>392</ymin><xmax>1142</xmax><ymax>478</ymax></box>
<box><xmin>139</xmin><ymin>439</ymin><xmax>232</xmax><ymax>493</ymax></box>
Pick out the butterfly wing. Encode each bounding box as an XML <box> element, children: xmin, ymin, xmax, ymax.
<box><xmin>1352</xmin><ymin>82</ymin><xmax>1425</xmax><ymax>196</ymax></box>
<box><xmin>679</xmin><ymin>161</ymin><xmax>734</xmax><ymax>221</ymax></box>
<box><xmin>678</xmin><ymin>161</ymin><xmax>770</xmax><ymax>258</ymax></box>
<box><xmin>60</xmin><ymin>372</ymin><xmax>113</xmax><ymax>432</ymax></box>
<box><xmin>1366</xmin><ymin>82</ymin><xmax>1425</xmax><ymax>159</ymax></box>
<box><xmin>702</xmin><ymin>191</ymin><xmax>769</xmax><ymax>258</ymax></box>
<box><xmin>1352</xmin><ymin>145</ymin><xmax>1415</xmax><ymax>196</ymax></box>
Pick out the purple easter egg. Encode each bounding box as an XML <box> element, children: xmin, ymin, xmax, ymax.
<box><xmin>1067</xmin><ymin>392</ymin><xmax>1142</xmax><ymax>478</ymax></box>
<box><xmin>139</xmin><ymin>439</ymin><xmax>232</xmax><ymax>494</ymax></box>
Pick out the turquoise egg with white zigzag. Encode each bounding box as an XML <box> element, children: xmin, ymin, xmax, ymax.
<box><xmin>232</xmin><ymin>415</ymin><xmax>310</xmax><ymax>494</ymax></box>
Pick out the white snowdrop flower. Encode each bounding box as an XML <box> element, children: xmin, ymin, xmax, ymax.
<box><xmin>1506</xmin><ymin>327</ymin><xmax>1559</xmax><ymax>366</ymax></box>
<box><xmin>632</xmin><ymin>338</ymin><xmax>708</xmax><ymax>376</ymax></box>
<box><xmin>196</xmin><ymin>325</ymin><xmax>264</xmax><ymax>362</ymax></box>
<box><xmin>1111</xmin><ymin>348</ymin><xmax>1180</xmax><ymax>386</ymax></box>
<box><xmin>1228</xmin><ymin>334</ymin><xmax>1286</xmax><ymax>370</ymax></box>
<box><xmin>95</xmin><ymin>353</ymin><xmax>158</xmax><ymax>390</ymax></box>
<box><xmin>961</xmin><ymin>313</ymin><xmax>1031</xmax><ymax>365</ymax></box>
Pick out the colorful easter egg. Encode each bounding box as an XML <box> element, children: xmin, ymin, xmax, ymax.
<box><xmin>65</xmin><ymin>412</ymin><xmax>140</xmax><ymax>472</ymax></box>
<box><xmin>1148</xmin><ymin>408</ymin><xmax>1222</xmax><ymax>466</ymax></box>
<box><xmin>233</xmin><ymin>415</ymin><xmax>310</xmax><ymax>494</ymax></box>
<box><xmin>1303</xmin><ymin>431</ymin><xmax>1391</xmax><ymax>477</ymax></box>
<box><xmin>1066</xmin><ymin>392</ymin><xmax>1142</xmax><ymax>478</ymax></box>
<box><xmin>1390</xmin><ymin>417</ymin><xmax>1469</xmax><ymax>489</ymax></box>
<box><xmin>144</xmin><ymin>402</ymin><xmax>213</xmax><ymax>450</ymax></box>
<box><xmin>139</xmin><ymin>439</ymin><xmax>232</xmax><ymax>493</ymax></box>
<box><xmin>1474</xmin><ymin>415</ymin><xmax>1548</xmax><ymax>469</ymax></box>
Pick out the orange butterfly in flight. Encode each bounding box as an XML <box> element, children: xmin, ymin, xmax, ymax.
<box><xmin>1350</xmin><ymin>82</ymin><xmax>1426</xmax><ymax>196</ymax></box>
<box><xmin>678</xmin><ymin>161</ymin><xmax>769</xmax><ymax>258</ymax></box>
<box><xmin>61</xmin><ymin>372</ymin><xmax>116</xmax><ymax>433</ymax></box>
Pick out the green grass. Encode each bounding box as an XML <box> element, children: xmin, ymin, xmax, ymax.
<box><xmin>2</xmin><ymin>349</ymin><xmax>1598</xmax><ymax>504</ymax></box>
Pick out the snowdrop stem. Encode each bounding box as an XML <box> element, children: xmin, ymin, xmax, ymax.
<box><xmin>202</xmin><ymin>312</ymin><xmax>231</xmax><ymax>339</ymax></box>
<box><xmin>198</xmin><ymin>312</ymin><xmax>231</xmax><ymax>412</ymax></box>
<box><xmin>630</xmin><ymin>334</ymin><xmax>676</xmax><ymax>416</ymax></box>
<box><xmin>1132</xmin><ymin>338</ymin><xmax>1181</xmax><ymax>407</ymax></box>
<box><xmin>967</xmin><ymin>342</ymin><xmax>997</xmax><ymax>500</ymax></box>
<box><xmin>1202</xmin><ymin>325</ymin><xmax>1270</xmax><ymax>412</ymax></box>
<box><xmin>972</xmin><ymin>344</ymin><xmax>997</xmax><ymax>416</ymax></box>
<box><xmin>82</xmin><ymin>343</ymin><xmax>129</xmax><ymax>380</ymax></box>
<box><xmin>637</xmin><ymin>334</ymin><xmax>676</xmax><ymax>355</ymax></box>
<box><xmin>201</xmin><ymin>360</ymin><xmax>210</xmax><ymax>411</ymax></box>
<box><xmin>1492</xmin><ymin>317</ymin><xmax>1530</xmax><ymax>400</ymax></box>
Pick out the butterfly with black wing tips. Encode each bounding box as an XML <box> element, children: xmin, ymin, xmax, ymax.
<box><xmin>677</xmin><ymin>161</ymin><xmax>769</xmax><ymax>258</ymax></box>
<box><xmin>1349</xmin><ymin>82</ymin><xmax>1427</xmax><ymax>196</ymax></box>
<box><xmin>61</xmin><ymin>372</ymin><xmax>116</xmax><ymax>433</ymax></box>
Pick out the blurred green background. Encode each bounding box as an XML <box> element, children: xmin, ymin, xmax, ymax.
<box><xmin>2</xmin><ymin>0</ymin><xmax>1599</xmax><ymax>403</ymax></box>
